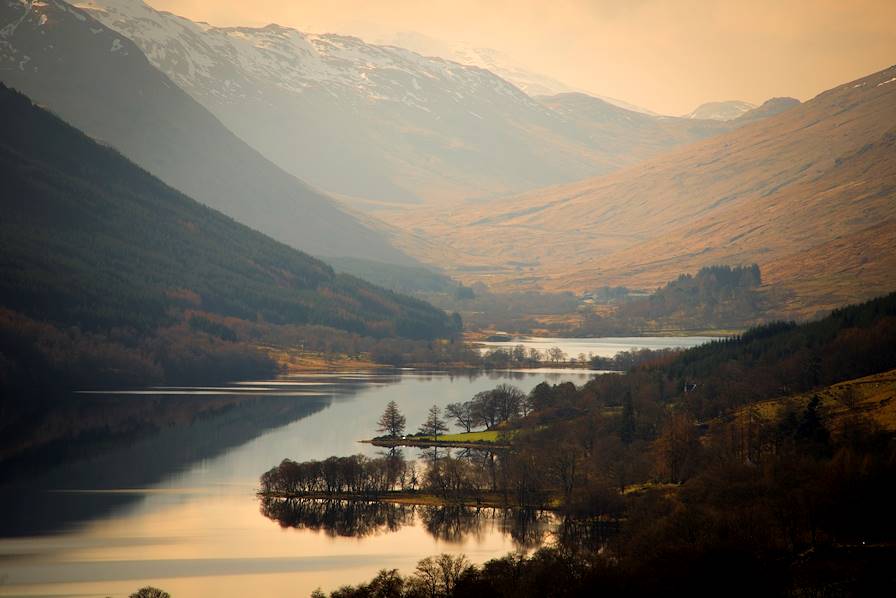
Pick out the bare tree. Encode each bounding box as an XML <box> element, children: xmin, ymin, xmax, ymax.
<box><xmin>471</xmin><ymin>390</ymin><xmax>500</xmax><ymax>429</ymax></box>
<box><xmin>377</xmin><ymin>400</ymin><xmax>407</xmax><ymax>438</ymax></box>
<box><xmin>547</xmin><ymin>346</ymin><xmax>567</xmax><ymax>363</ymax></box>
<box><xmin>492</xmin><ymin>383</ymin><xmax>525</xmax><ymax>421</ymax></box>
<box><xmin>409</xmin><ymin>554</ymin><xmax>471</xmax><ymax>598</ymax></box>
<box><xmin>445</xmin><ymin>402</ymin><xmax>476</xmax><ymax>432</ymax></box>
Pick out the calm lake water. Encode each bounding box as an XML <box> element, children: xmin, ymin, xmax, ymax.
<box><xmin>0</xmin><ymin>337</ymin><xmax>714</xmax><ymax>597</ymax></box>
<box><xmin>479</xmin><ymin>335</ymin><xmax>720</xmax><ymax>358</ymax></box>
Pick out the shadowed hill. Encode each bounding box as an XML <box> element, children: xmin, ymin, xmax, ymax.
<box><xmin>0</xmin><ymin>0</ymin><xmax>410</xmax><ymax>263</ymax></box>
<box><xmin>0</xmin><ymin>84</ymin><xmax>456</xmax><ymax>340</ymax></box>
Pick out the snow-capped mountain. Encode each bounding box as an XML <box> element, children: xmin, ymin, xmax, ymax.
<box><xmin>684</xmin><ymin>100</ymin><xmax>756</xmax><ymax>121</ymax></box>
<box><xmin>379</xmin><ymin>32</ymin><xmax>656</xmax><ymax>114</ymax></box>
<box><xmin>72</xmin><ymin>0</ymin><xmax>720</xmax><ymax>207</ymax></box>
<box><xmin>75</xmin><ymin>0</ymin><xmax>586</xmax><ymax>205</ymax></box>
<box><xmin>76</xmin><ymin>1</ymin><xmax>534</xmax><ymax>114</ymax></box>
<box><xmin>0</xmin><ymin>0</ymin><xmax>412</xmax><ymax>263</ymax></box>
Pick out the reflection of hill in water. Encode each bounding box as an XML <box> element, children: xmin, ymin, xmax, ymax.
<box><xmin>0</xmin><ymin>391</ymin><xmax>342</xmax><ymax>536</ymax></box>
<box><xmin>260</xmin><ymin>497</ymin><xmax>554</xmax><ymax>549</ymax></box>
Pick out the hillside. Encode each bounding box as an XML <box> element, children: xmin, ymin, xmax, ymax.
<box><xmin>534</xmin><ymin>92</ymin><xmax>733</xmax><ymax>168</ymax></box>
<box><xmin>684</xmin><ymin>100</ymin><xmax>755</xmax><ymax>120</ymax></box>
<box><xmin>75</xmin><ymin>0</ymin><xmax>755</xmax><ymax>209</ymax></box>
<box><xmin>388</xmin><ymin>66</ymin><xmax>896</xmax><ymax>315</ymax></box>
<box><xmin>325</xmin><ymin>257</ymin><xmax>459</xmax><ymax>295</ymax></box>
<box><xmin>0</xmin><ymin>84</ymin><xmax>456</xmax><ymax>341</ymax></box>
<box><xmin>0</xmin><ymin>0</ymin><xmax>408</xmax><ymax>263</ymax></box>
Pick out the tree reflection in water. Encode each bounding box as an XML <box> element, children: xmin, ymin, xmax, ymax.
<box><xmin>259</xmin><ymin>498</ymin><xmax>414</xmax><ymax>538</ymax></box>
<box><xmin>555</xmin><ymin>516</ymin><xmax>620</xmax><ymax>554</ymax></box>
<box><xmin>259</xmin><ymin>497</ymin><xmax>557</xmax><ymax>549</ymax></box>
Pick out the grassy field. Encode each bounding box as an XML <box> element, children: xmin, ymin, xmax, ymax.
<box><xmin>416</xmin><ymin>430</ymin><xmax>507</xmax><ymax>443</ymax></box>
<box><xmin>367</xmin><ymin>429</ymin><xmax>515</xmax><ymax>448</ymax></box>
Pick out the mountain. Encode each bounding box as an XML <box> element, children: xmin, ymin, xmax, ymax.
<box><xmin>325</xmin><ymin>257</ymin><xmax>459</xmax><ymax>296</ymax></box>
<box><xmin>0</xmin><ymin>0</ymin><xmax>408</xmax><ymax>263</ymax></box>
<box><xmin>377</xmin><ymin>32</ymin><xmax>656</xmax><ymax>114</ymax></box>
<box><xmin>0</xmin><ymin>83</ymin><xmax>456</xmax><ymax>340</ymax></box>
<box><xmin>386</xmin><ymin>66</ymin><xmax>896</xmax><ymax>315</ymax></box>
<box><xmin>76</xmin><ymin>0</ymin><xmax>734</xmax><ymax>208</ymax></box>
<box><xmin>685</xmin><ymin>100</ymin><xmax>756</xmax><ymax>120</ymax></box>
<box><xmin>533</xmin><ymin>93</ymin><xmax>731</xmax><ymax>169</ymax></box>
<box><xmin>734</xmin><ymin>97</ymin><xmax>801</xmax><ymax>124</ymax></box>
<box><xmin>378</xmin><ymin>32</ymin><xmax>580</xmax><ymax>97</ymax></box>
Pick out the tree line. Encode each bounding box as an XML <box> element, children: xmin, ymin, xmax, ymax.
<box><xmin>274</xmin><ymin>291</ymin><xmax>896</xmax><ymax>596</ymax></box>
<box><xmin>374</xmin><ymin>384</ymin><xmax>533</xmax><ymax>442</ymax></box>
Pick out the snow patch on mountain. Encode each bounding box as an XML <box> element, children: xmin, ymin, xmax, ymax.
<box><xmin>77</xmin><ymin>0</ymin><xmax>536</xmax><ymax>112</ymax></box>
<box><xmin>684</xmin><ymin>100</ymin><xmax>756</xmax><ymax>121</ymax></box>
<box><xmin>378</xmin><ymin>31</ymin><xmax>656</xmax><ymax>114</ymax></box>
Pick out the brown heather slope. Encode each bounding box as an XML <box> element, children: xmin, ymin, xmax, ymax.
<box><xmin>386</xmin><ymin>66</ymin><xmax>896</xmax><ymax>314</ymax></box>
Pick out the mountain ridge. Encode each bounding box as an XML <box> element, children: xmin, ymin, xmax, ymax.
<box><xmin>0</xmin><ymin>0</ymin><xmax>410</xmax><ymax>263</ymax></box>
<box><xmin>76</xmin><ymin>0</ymin><xmax>768</xmax><ymax>209</ymax></box>
<box><xmin>0</xmin><ymin>81</ymin><xmax>455</xmax><ymax>340</ymax></box>
<box><xmin>384</xmin><ymin>65</ymin><xmax>896</xmax><ymax>315</ymax></box>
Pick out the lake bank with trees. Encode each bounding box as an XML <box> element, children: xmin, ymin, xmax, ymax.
<box><xmin>264</xmin><ymin>292</ymin><xmax>896</xmax><ymax>597</ymax></box>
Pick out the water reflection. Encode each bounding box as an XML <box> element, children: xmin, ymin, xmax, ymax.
<box><xmin>0</xmin><ymin>367</ymin><xmax>601</xmax><ymax>597</ymax></box>
<box><xmin>261</xmin><ymin>498</ymin><xmax>415</xmax><ymax>538</ymax></box>
<box><xmin>0</xmin><ymin>371</ymin><xmax>403</xmax><ymax>537</ymax></box>
<box><xmin>259</xmin><ymin>497</ymin><xmax>555</xmax><ymax>551</ymax></box>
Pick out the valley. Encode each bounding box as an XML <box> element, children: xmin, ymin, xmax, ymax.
<box><xmin>0</xmin><ymin>1</ymin><xmax>894</xmax><ymax>597</ymax></box>
<box><xmin>378</xmin><ymin>66</ymin><xmax>896</xmax><ymax>318</ymax></box>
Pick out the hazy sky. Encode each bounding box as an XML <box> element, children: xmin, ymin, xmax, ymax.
<box><xmin>147</xmin><ymin>0</ymin><xmax>896</xmax><ymax>115</ymax></box>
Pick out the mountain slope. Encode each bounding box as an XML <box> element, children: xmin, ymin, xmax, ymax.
<box><xmin>377</xmin><ymin>33</ymin><xmax>656</xmax><ymax>114</ymax></box>
<box><xmin>733</xmin><ymin>97</ymin><xmax>800</xmax><ymax>124</ymax></box>
<box><xmin>685</xmin><ymin>100</ymin><xmax>756</xmax><ymax>120</ymax></box>
<box><xmin>0</xmin><ymin>0</ymin><xmax>408</xmax><ymax>263</ymax></box>
<box><xmin>388</xmin><ymin>66</ymin><xmax>896</xmax><ymax>314</ymax></box>
<box><xmin>534</xmin><ymin>93</ymin><xmax>731</xmax><ymax>169</ymax></box>
<box><xmin>0</xmin><ymin>83</ymin><xmax>456</xmax><ymax>340</ymax></box>
<box><xmin>77</xmin><ymin>0</ymin><xmax>739</xmax><ymax>208</ymax></box>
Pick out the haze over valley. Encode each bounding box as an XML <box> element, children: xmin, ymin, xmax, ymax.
<box><xmin>1</xmin><ymin>1</ymin><xmax>895</xmax><ymax>597</ymax></box>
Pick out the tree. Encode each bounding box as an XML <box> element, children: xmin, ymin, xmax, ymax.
<box><xmin>620</xmin><ymin>390</ymin><xmax>635</xmax><ymax>444</ymax></box>
<box><xmin>471</xmin><ymin>390</ymin><xmax>500</xmax><ymax>429</ymax></box>
<box><xmin>445</xmin><ymin>401</ymin><xmax>476</xmax><ymax>432</ymax></box>
<box><xmin>409</xmin><ymin>554</ymin><xmax>471</xmax><ymax>598</ymax></box>
<box><xmin>492</xmin><ymin>383</ymin><xmax>525</xmax><ymax>421</ymax></box>
<box><xmin>377</xmin><ymin>400</ymin><xmax>407</xmax><ymax>438</ymax></box>
<box><xmin>529</xmin><ymin>381</ymin><xmax>554</xmax><ymax>412</ymax></box>
<box><xmin>547</xmin><ymin>346</ymin><xmax>567</xmax><ymax>363</ymax></box>
<box><xmin>129</xmin><ymin>588</ymin><xmax>170</xmax><ymax>598</ymax></box>
<box><xmin>419</xmin><ymin>405</ymin><xmax>448</xmax><ymax>439</ymax></box>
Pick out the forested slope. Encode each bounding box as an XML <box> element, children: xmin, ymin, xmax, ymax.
<box><xmin>0</xmin><ymin>85</ymin><xmax>458</xmax><ymax>400</ymax></box>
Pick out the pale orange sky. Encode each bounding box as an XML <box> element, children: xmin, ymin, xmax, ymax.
<box><xmin>147</xmin><ymin>0</ymin><xmax>896</xmax><ymax>115</ymax></box>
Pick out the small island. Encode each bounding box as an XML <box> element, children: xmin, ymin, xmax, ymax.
<box><xmin>258</xmin><ymin>384</ymin><xmax>557</xmax><ymax>510</ymax></box>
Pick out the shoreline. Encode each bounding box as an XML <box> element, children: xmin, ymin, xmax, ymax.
<box><xmin>360</xmin><ymin>438</ymin><xmax>511</xmax><ymax>449</ymax></box>
<box><xmin>258</xmin><ymin>490</ymin><xmax>556</xmax><ymax>510</ymax></box>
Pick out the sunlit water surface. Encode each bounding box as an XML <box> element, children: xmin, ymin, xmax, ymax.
<box><xmin>0</xmin><ymin>337</ymin><xmax>714</xmax><ymax>597</ymax></box>
<box><xmin>479</xmin><ymin>335</ymin><xmax>720</xmax><ymax>358</ymax></box>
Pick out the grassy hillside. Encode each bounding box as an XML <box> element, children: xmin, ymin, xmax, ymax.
<box><xmin>390</xmin><ymin>66</ymin><xmax>896</xmax><ymax>315</ymax></box>
<box><xmin>729</xmin><ymin>368</ymin><xmax>896</xmax><ymax>434</ymax></box>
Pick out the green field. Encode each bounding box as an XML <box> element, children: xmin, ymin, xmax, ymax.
<box><xmin>416</xmin><ymin>430</ymin><xmax>508</xmax><ymax>443</ymax></box>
